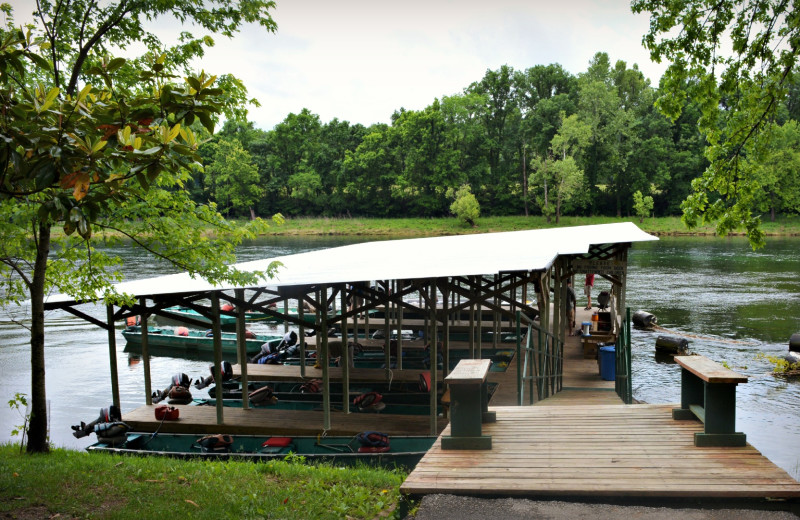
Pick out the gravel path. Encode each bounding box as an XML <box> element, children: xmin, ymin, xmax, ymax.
<box><xmin>409</xmin><ymin>494</ymin><xmax>799</xmax><ymax>520</ymax></box>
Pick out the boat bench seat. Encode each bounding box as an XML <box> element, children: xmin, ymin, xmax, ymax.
<box><xmin>441</xmin><ymin>359</ymin><xmax>495</xmax><ymax>450</ymax></box>
<box><xmin>672</xmin><ymin>355</ymin><xmax>748</xmax><ymax>447</ymax></box>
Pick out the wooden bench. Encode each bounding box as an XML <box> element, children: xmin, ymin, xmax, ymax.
<box><xmin>672</xmin><ymin>355</ymin><xmax>748</xmax><ymax>447</ymax></box>
<box><xmin>441</xmin><ymin>359</ymin><xmax>496</xmax><ymax>450</ymax></box>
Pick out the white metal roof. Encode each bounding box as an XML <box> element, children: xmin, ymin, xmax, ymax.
<box><xmin>46</xmin><ymin>222</ymin><xmax>657</xmax><ymax>305</ymax></box>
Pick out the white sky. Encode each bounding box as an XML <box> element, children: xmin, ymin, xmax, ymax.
<box><xmin>8</xmin><ymin>0</ymin><xmax>666</xmax><ymax>131</ymax></box>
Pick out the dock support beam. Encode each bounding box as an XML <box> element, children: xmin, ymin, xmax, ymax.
<box><xmin>211</xmin><ymin>293</ymin><xmax>224</xmax><ymax>425</ymax></box>
<box><xmin>106</xmin><ymin>304</ymin><xmax>120</xmax><ymax>410</ymax></box>
<box><xmin>235</xmin><ymin>289</ymin><xmax>249</xmax><ymax>410</ymax></box>
<box><xmin>140</xmin><ymin>297</ymin><xmax>152</xmax><ymax>405</ymax></box>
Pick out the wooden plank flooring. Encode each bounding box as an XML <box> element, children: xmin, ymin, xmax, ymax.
<box><xmin>232</xmin><ymin>363</ymin><xmax>441</xmax><ymax>384</ymax></box>
<box><xmin>123</xmin><ymin>404</ymin><xmax>447</xmax><ymax>437</ymax></box>
<box><xmin>400</xmin><ymin>404</ymin><xmax>800</xmax><ymax>498</ymax></box>
<box><xmin>401</xmin><ymin>307</ymin><xmax>800</xmax><ymax>499</ymax></box>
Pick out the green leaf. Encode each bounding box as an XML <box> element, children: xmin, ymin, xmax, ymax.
<box><xmin>196</xmin><ymin>111</ymin><xmax>214</xmax><ymax>133</ymax></box>
<box><xmin>106</xmin><ymin>58</ymin><xmax>126</xmax><ymax>72</ymax></box>
<box><xmin>38</xmin><ymin>87</ymin><xmax>60</xmax><ymax>113</ymax></box>
<box><xmin>186</xmin><ymin>76</ymin><xmax>202</xmax><ymax>91</ymax></box>
<box><xmin>33</xmin><ymin>162</ymin><xmax>56</xmax><ymax>189</ymax></box>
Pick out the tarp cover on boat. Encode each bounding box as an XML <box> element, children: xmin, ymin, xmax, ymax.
<box><xmin>47</xmin><ymin>222</ymin><xmax>657</xmax><ymax>304</ymax></box>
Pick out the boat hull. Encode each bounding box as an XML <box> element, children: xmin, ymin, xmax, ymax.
<box><xmin>121</xmin><ymin>326</ymin><xmax>279</xmax><ymax>356</ymax></box>
<box><xmin>87</xmin><ymin>432</ymin><xmax>434</xmax><ymax>469</ymax></box>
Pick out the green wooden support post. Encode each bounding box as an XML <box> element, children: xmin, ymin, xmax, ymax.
<box><xmin>428</xmin><ymin>281</ymin><xmax>438</xmax><ymax>436</ymax></box>
<box><xmin>516</xmin><ymin>311</ymin><xmax>522</xmax><ymax>406</ymax></box>
<box><xmin>106</xmin><ymin>305</ymin><xmax>120</xmax><ymax>410</ymax></box>
<box><xmin>211</xmin><ymin>293</ymin><xmax>224</xmax><ymax>426</ymax></box>
<box><xmin>320</xmin><ymin>287</ymin><xmax>330</xmax><ymax>431</ymax></box>
<box><xmin>442</xmin><ymin>284</ymin><xmax>450</xmax><ymax>380</ymax></box>
<box><xmin>397</xmin><ymin>288</ymin><xmax>404</xmax><ymax>370</ymax></box>
<box><xmin>340</xmin><ymin>285</ymin><xmax>350</xmax><ymax>414</ymax></box>
<box><xmin>139</xmin><ymin>297</ymin><xmax>152</xmax><ymax>405</ymax></box>
<box><xmin>235</xmin><ymin>289</ymin><xmax>249</xmax><ymax>410</ymax></box>
<box><xmin>298</xmin><ymin>302</ymin><xmax>305</xmax><ymax>378</ymax></box>
<box><xmin>383</xmin><ymin>280</ymin><xmax>391</xmax><ymax>371</ymax></box>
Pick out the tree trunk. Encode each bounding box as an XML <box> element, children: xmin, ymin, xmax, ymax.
<box><xmin>556</xmin><ymin>193</ymin><xmax>561</xmax><ymax>224</ymax></box>
<box><xmin>27</xmin><ymin>220</ymin><xmax>51</xmax><ymax>453</ymax></box>
<box><xmin>543</xmin><ymin>172</ymin><xmax>550</xmax><ymax>224</ymax></box>
<box><xmin>249</xmin><ymin>207</ymin><xmax>256</xmax><ymax>220</ymax></box>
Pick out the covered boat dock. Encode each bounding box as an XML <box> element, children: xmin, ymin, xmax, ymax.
<box><xmin>44</xmin><ymin>222</ymin><xmax>800</xmax><ymax>502</ymax></box>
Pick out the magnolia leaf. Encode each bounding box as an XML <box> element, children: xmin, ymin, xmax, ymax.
<box><xmin>168</xmin><ymin>124</ymin><xmax>181</xmax><ymax>142</ymax></box>
<box><xmin>34</xmin><ymin>162</ymin><xmax>56</xmax><ymax>189</ymax></box>
<box><xmin>201</xmin><ymin>75</ymin><xmax>217</xmax><ymax>89</ymax></box>
<box><xmin>77</xmin><ymin>217</ymin><xmax>90</xmax><ymax>238</ymax></box>
<box><xmin>186</xmin><ymin>76</ymin><xmax>202</xmax><ymax>91</ymax></box>
<box><xmin>60</xmin><ymin>171</ymin><xmax>81</xmax><ymax>189</ymax></box>
<box><xmin>39</xmin><ymin>87</ymin><xmax>60</xmax><ymax>113</ymax></box>
<box><xmin>72</xmin><ymin>173</ymin><xmax>90</xmax><ymax>201</ymax></box>
<box><xmin>106</xmin><ymin>58</ymin><xmax>126</xmax><ymax>72</ymax></box>
<box><xmin>76</xmin><ymin>84</ymin><xmax>92</xmax><ymax>103</ymax></box>
<box><xmin>91</xmin><ymin>139</ymin><xmax>107</xmax><ymax>153</ymax></box>
<box><xmin>27</xmin><ymin>52</ymin><xmax>50</xmax><ymax>71</ymax></box>
<box><xmin>196</xmin><ymin>111</ymin><xmax>213</xmax><ymax>133</ymax></box>
<box><xmin>63</xmin><ymin>220</ymin><xmax>76</xmax><ymax>235</ymax></box>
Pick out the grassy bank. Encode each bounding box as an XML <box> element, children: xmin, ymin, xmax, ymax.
<box><xmin>0</xmin><ymin>444</ymin><xmax>409</xmax><ymax>519</ymax></box>
<box><xmin>260</xmin><ymin>215</ymin><xmax>800</xmax><ymax>238</ymax></box>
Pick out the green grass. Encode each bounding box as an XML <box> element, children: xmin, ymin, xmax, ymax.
<box><xmin>259</xmin><ymin>215</ymin><xmax>800</xmax><ymax>238</ymax></box>
<box><xmin>0</xmin><ymin>444</ymin><xmax>410</xmax><ymax>519</ymax></box>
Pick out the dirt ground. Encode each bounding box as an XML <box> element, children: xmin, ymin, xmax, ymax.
<box><xmin>409</xmin><ymin>494</ymin><xmax>800</xmax><ymax>520</ymax></box>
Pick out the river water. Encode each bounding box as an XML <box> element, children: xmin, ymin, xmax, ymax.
<box><xmin>0</xmin><ymin>235</ymin><xmax>798</xmax><ymax>480</ymax></box>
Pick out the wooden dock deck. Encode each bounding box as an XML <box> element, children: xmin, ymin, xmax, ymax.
<box><xmin>400</xmin><ymin>403</ymin><xmax>800</xmax><ymax>498</ymax></box>
<box><xmin>401</xmin><ymin>308</ymin><xmax>800</xmax><ymax>500</ymax></box>
<box><xmin>231</xmin><ymin>363</ymin><xmax>441</xmax><ymax>384</ymax></box>
<box><xmin>122</xmin><ymin>404</ymin><xmax>447</xmax><ymax>437</ymax></box>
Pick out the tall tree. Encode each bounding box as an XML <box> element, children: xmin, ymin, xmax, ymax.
<box><xmin>395</xmin><ymin>100</ymin><xmax>461</xmax><ymax>215</ymax></box>
<box><xmin>268</xmin><ymin>109</ymin><xmax>321</xmax><ymax>214</ymax></box>
<box><xmin>632</xmin><ymin>0</ymin><xmax>800</xmax><ymax>247</ymax></box>
<box><xmin>750</xmin><ymin>121</ymin><xmax>800</xmax><ymax>221</ymax></box>
<box><xmin>546</xmin><ymin>113</ymin><xmax>591</xmax><ymax>222</ymax></box>
<box><xmin>0</xmin><ymin>1</ymin><xmax>277</xmax><ymax>454</ymax></box>
<box><xmin>205</xmin><ymin>138</ymin><xmax>263</xmax><ymax>219</ymax></box>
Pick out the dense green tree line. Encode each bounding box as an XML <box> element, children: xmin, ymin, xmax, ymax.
<box><xmin>194</xmin><ymin>52</ymin><xmax>800</xmax><ymax>224</ymax></box>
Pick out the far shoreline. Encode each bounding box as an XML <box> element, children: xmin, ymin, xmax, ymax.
<box><xmin>254</xmin><ymin>215</ymin><xmax>800</xmax><ymax>239</ymax></box>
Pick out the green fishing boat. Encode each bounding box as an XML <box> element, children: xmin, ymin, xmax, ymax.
<box><xmin>121</xmin><ymin>326</ymin><xmax>280</xmax><ymax>356</ymax></box>
<box><xmin>87</xmin><ymin>431</ymin><xmax>435</xmax><ymax>469</ymax></box>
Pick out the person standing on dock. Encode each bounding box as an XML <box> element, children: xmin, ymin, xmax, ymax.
<box><xmin>584</xmin><ymin>273</ymin><xmax>595</xmax><ymax>310</ymax></box>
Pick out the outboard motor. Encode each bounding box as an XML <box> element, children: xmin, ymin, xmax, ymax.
<box><xmin>152</xmin><ymin>373</ymin><xmax>193</xmax><ymax>404</ymax></box>
<box><xmin>195</xmin><ymin>361</ymin><xmax>233</xmax><ymax>389</ymax></box>
<box><xmin>596</xmin><ymin>291</ymin><xmax>611</xmax><ymax>310</ymax></box>
<box><xmin>71</xmin><ymin>405</ymin><xmax>122</xmax><ymax>439</ymax></box>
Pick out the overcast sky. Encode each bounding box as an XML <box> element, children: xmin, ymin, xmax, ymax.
<box><xmin>8</xmin><ymin>0</ymin><xmax>666</xmax><ymax>131</ymax></box>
